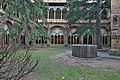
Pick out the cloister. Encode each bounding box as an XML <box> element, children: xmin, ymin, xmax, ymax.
<box><xmin>1</xmin><ymin>0</ymin><xmax>120</xmax><ymax>50</ymax></box>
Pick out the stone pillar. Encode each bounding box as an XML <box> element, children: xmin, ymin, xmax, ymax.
<box><xmin>53</xmin><ymin>35</ymin><xmax>55</xmax><ymax>44</ymax></box>
<box><xmin>60</xmin><ymin>35</ymin><xmax>61</xmax><ymax>44</ymax></box>
<box><xmin>81</xmin><ymin>36</ymin><xmax>83</xmax><ymax>44</ymax></box>
<box><xmin>47</xmin><ymin>27</ymin><xmax>51</xmax><ymax>45</ymax></box>
<box><xmin>93</xmin><ymin>34</ymin><xmax>96</xmax><ymax>45</ymax></box>
<box><xmin>64</xmin><ymin>26</ymin><xmax>68</xmax><ymax>45</ymax></box>
<box><xmin>64</xmin><ymin>34</ymin><xmax>68</xmax><ymax>45</ymax></box>
<box><xmin>73</xmin><ymin>35</ymin><xmax>74</xmax><ymax>44</ymax></box>
<box><xmin>57</xmin><ymin>35</ymin><xmax>58</xmax><ymax>44</ymax></box>
<box><xmin>92</xmin><ymin>35</ymin><xmax>94</xmax><ymax>45</ymax></box>
<box><xmin>118</xmin><ymin>36</ymin><xmax>120</xmax><ymax>49</ymax></box>
<box><xmin>107</xmin><ymin>34</ymin><xmax>110</xmax><ymax>46</ymax></box>
<box><xmin>111</xmin><ymin>0</ymin><xmax>120</xmax><ymax>50</ymax></box>
<box><xmin>61</xmin><ymin>9</ymin><xmax>62</xmax><ymax>19</ymax></box>
<box><xmin>70</xmin><ymin>35</ymin><xmax>71</xmax><ymax>44</ymax></box>
<box><xmin>75</xmin><ymin>36</ymin><xmax>77</xmax><ymax>44</ymax></box>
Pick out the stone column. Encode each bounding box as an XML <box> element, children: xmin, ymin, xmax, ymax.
<box><xmin>60</xmin><ymin>35</ymin><xmax>61</xmax><ymax>44</ymax></box>
<box><xmin>53</xmin><ymin>35</ymin><xmax>55</xmax><ymax>44</ymax></box>
<box><xmin>70</xmin><ymin>35</ymin><xmax>71</xmax><ymax>44</ymax></box>
<box><xmin>61</xmin><ymin>9</ymin><xmax>62</xmax><ymax>19</ymax></box>
<box><xmin>76</xmin><ymin>36</ymin><xmax>77</xmax><ymax>44</ymax></box>
<box><xmin>81</xmin><ymin>36</ymin><xmax>83</xmax><ymax>44</ymax></box>
<box><xmin>47</xmin><ymin>27</ymin><xmax>51</xmax><ymax>45</ymax></box>
<box><xmin>73</xmin><ymin>35</ymin><xmax>74</xmax><ymax>44</ymax></box>
<box><xmin>87</xmin><ymin>36</ymin><xmax>89</xmax><ymax>44</ymax></box>
<box><xmin>108</xmin><ymin>35</ymin><xmax>110</xmax><ymax>45</ymax></box>
<box><xmin>47</xmin><ymin>10</ymin><xmax>49</xmax><ymax>19</ymax></box>
<box><xmin>64</xmin><ymin>34</ymin><xmax>68</xmax><ymax>45</ymax></box>
<box><xmin>64</xmin><ymin>26</ymin><xmax>68</xmax><ymax>45</ymax></box>
<box><xmin>93</xmin><ymin>34</ymin><xmax>96</xmax><ymax>45</ymax></box>
<box><xmin>111</xmin><ymin>0</ymin><xmax>120</xmax><ymax>50</ymax></box>
<box><xmin>54</xmin><ymin>9</ymin><xmax>56</xmax><ymax>20</ymax></box>
<box><xmin>57</xmin><ymin>35</ymin><xmax>58</xmax><ymax>44</ymax></box>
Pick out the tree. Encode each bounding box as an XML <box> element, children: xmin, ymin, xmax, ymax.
<box><xmin>0</xmin><ymin>0</ymin><xmax>48</xmax><ymax>47</ymax></box>
<box><xmin>66</xmin><ymin>0</ymin><xmax>110</xmax><ymax>49</ymax></box>
<box><xmin>0</xmin><ymin>44</ymin><xmax>39</xmax><ymax>80</ymax></box>
<box><xmin>0</xmin><ymin>0</ymin><xmax>47</xmax><ymax>79</ymax></box>
<box><xmin>95</xmin><ymin>0</ymin><xmax>102</xmax><ymax>49</ymax></box>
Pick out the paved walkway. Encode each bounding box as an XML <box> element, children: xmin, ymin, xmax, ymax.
<box><xmin>97</xmin><ymin>52</ymin><xmax>120</xmax><ymax>60</ymax></box>
<box><xmin>51</xmin><ymin>50</ymin><xmax>120</xmax><ymax>71</ymax></box>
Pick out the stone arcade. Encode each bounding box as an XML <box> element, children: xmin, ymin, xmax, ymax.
<box><xmin>0</xmin><ymin>0</ymin><xmax>120</xmax><ymax>50</ymax></box>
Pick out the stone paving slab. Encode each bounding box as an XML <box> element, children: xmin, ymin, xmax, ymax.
<box><xmin>97</xmin><ymin>52</ymin><xmax>120</xmax><ymax>60</ymax></box>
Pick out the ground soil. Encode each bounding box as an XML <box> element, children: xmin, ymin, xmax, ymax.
<box><xmin>50</xmin><ymin>50</ymin><xmax>120</xmax><ymax>71</ymax></box>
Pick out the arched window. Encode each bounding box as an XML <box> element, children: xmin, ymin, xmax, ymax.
<box><xmin>62</xmin><ymin>8</ymin><xmax>68</xmax><ymax>19</ymax></box>
<box><xmin>83</xmin><ymin>35</ymin><xmax>92</xmax><ymax>44</ymax></box>
<box><xmin>49</xmin><ymin>8</ymin><xmax>54</xmax><ymax>19</ymax></box>
<box><xmin>101</xmin><ymin>28</ymin><xmax>108</xmax><ymax>45</ymax></box>
<box><xmin>50</xmin><ymin>28</ymin><xmax>64</xmax><ymax>44</ymax></box>
<box><xmin>68</xmin><ymin>28</ymin><xmax>78</xmax><ymax>44</ymax></box>
<box><xmin>83</xmin><ymin>35</ymin><xmax>87</xmax><ymax>44</ymax></box>
<box><xmin>88</xmin><ymin>35</ymin><xmax>92</xmax><ymax>44</ymax></box>
<box><xmin>56</xmin><ymin>8</ymin><xmax>61</xmax><ymax>19</ymax></box>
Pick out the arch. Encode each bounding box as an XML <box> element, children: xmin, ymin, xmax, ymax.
<box><xmin>56</xmin><ymin>8</ymin><xmax>61</xmax><ymax>19</ymax></box>
<box><xmin>68</xmin><ymin>28</ymin><xmax>76</xmax><ymax>35</ymax></box>
<box><xmin>62</xmin><ymin>8</ymin><xmax>68</xmax><ymax>19</ymax></box>
<box><xmin>68</xmin><ymin>28</ymin><xmax>79</xmax><ymax>44</ymax></box>
<box><xmin>101</xmin><ymin>28</ymin><xmax>108</xmax><ymax>45</ymax></box>
<box><xmin>50</xmin><ymin>26</ymin><xmax>65</xmax><ymax>35</ymax></box>
<box><xmin>67</xmin><ymin>26</ymin><xmax>78</xmax><ymax>34</ymax></box>
<box><xmin>88</xmin><ymin>35</ymin><xmax>92</xmax><ymax>44</ymax></box>
<box><xmin>83</xmin><ymin>35</ymin><xmax>93</xmax><ymax>44</ymax></box>
<box><xmin>101</xmin><ymin>28</ymin><xmax>107</xmax><ymax>36</ymax></box>
<box><xmin>34</xmin><ymin>27</ymin><xmax>48</xmax><ymax>45</ymax></box>
<box><xmin>50</xmin><ymin>27</ymin><xmax>64</xmax><ymax>44</ymax></box>
<box><xmin>49</xmin><ymin>8</ymin><xmax>54</xmax><ymax>19</ymax></box>
<box><xmin>50</xmin><ymin>28</ymin><xmax>64</xmax><ymax>36</ymax></box>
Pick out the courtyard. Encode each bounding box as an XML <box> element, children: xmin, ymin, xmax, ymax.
<box><xmin>0</xmin><ymin>0</ymin><xmax>120</xmax><ymax>80</ymax></box>
<box><xmin>24</xmin><ymin>46</ymin><xmax>120</xmax><ymax>80</ymax></box>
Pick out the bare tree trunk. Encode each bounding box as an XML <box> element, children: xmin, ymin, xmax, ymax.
<box><xmin>95</xmin><ymin>0</ymin><xmax>102</xmax><ymax>49</ymax></box>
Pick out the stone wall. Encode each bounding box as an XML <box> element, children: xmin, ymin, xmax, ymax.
<box><xmin>111</xmin><ymin>0</ymin><xmax>120</xmax><ymax>50</ymax></box>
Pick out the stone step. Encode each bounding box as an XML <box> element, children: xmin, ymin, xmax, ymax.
<box><xmin>97</xmin><ymin>49</ymin><xmax>109</xmax><ymax>52</ymax></box>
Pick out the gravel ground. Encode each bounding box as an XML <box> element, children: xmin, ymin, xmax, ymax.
<box><xmin>50</xmin><ymin>50</ymin><xmax>120</xmax><ymax>71</ymax></box>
